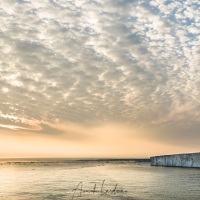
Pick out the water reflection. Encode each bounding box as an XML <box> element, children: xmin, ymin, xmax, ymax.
<box><xmin>0</xmin><ymin>160</ymin><xmax>200</xmax><ymax>199</ymax></box>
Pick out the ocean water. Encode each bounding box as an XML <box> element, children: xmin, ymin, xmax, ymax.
<box><xmin>0</xmin><ymin>159</ymin><xmax>200</xmax><ymax>200</ymax></box>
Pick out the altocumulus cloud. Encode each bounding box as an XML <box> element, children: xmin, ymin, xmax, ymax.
<box><xmin>0</xmin><ymin>0</ymin><xmax>200</xmax><ymax>145</ymax></box>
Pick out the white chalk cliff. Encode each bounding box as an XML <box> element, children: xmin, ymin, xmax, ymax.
<box><xmin>151</xmin><ymin>153</ymin><xmax>200</xmax><ymax>168</ymax></box>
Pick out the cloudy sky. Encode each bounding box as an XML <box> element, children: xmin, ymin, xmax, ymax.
<box><xmin>0</xmin><ymin>0</ymin><xmax>200</xmax><ymax>158</ymax></box>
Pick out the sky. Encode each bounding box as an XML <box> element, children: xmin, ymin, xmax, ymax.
<box><xmin>0</xmin><ymin>0</ymin><xmax>200</xmax><ymax>158</ymax></box>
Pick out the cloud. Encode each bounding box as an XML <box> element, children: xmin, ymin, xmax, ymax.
<box><xmin>0</xmin><ymin>0</ymin><xmax>199</xmax><ymax>147</ymax></box>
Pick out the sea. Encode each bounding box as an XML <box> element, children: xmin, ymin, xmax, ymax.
<box><xmin>0</xmin><ymin>159</ymin><xmax>200</xmax><ymax>200</ymax></box>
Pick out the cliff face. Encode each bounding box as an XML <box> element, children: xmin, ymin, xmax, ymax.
<box><xmin>150</xmin><ymin>153</ymin><xmax>200</xmax><ymax>168</ymax></box>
